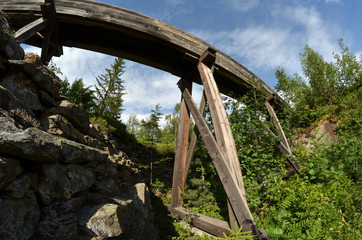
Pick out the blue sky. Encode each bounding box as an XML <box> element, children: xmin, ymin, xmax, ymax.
<box><xmin>23</xmin><ymin>0</ymin><xmax>362</xmax><ymax>123</ymax></box>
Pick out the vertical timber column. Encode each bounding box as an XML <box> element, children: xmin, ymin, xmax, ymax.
<box><xmin>171</xmin><ymin>78</ymin><xmax>192</xmax><ymax>208</ymax></box>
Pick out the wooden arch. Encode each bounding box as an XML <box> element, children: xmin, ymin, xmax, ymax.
<box><xmin>2</xmin><ymin>0</ymin><xmax>299</xmax><ymax>237</ymax></box>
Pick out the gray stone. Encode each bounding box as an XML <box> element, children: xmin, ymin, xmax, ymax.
<box><xmin>52</xmin><ymin>197</ymin><xmax>83</xmax><ymax>214</ymax></box>
<box><xmin>36</xmin><ymin>163</ymin><xmax>96</xmax><ymax>205</ymax></box>
<box><xmin>58</xmin><ymin>100</ymin><xmax>91</xmax><ymax>134</ymax></box>
<box><xmin>59</xmin><ymin>138</ymin><xmax>108</xmax><ymax>163</ymax></box>
<box><xmin>0</xmin><ymin>85</ymin><xmax>40</xmax><ymax>128</ymax></box>
<box><xmin>2</xmin><ymin>173</ymin><xmax>32</xmax><ymax>198</ymax></box>
<box><xmin>1</xmin><ymin>75</ymin><xmax>43</xmax><ymax>112</ymax></box>
<box><xmin>0</xmin><ymin>190</ymin><xmax>40</xmax><ymax>240</ymax></box>
<box><xmin>0</xmin><ymin>156</ymin><xmax>23</xmax><ymax>190</ymax></box>
<box><xmin>0</xmin><ymin>123</ymin><xmax>108</xmax><ymax>163</ymax></box>
<box><xmin>78</xmin><ymin>183</ymin><xmax>157</xmax><ymax>239</ymax></box>
<box><xmin>85</xmin><ymin>200</ymin><xmax>134</xmax><ymax>238</ymax></box>
<box><xmin>38</xmin><ymin>89</ymin><xmax>57</xmax><ymax>107</ymax></box>
<box><xmin>0</xmin><ymin>116</ymin><xmax>22</xmax><ymax>133</ymax></box>
<box><xmin>0</xmin><ymin>126</ymin><xmax>62</xmax><ymax>162</ymax></box>
<box><xmin>0</xmin><ymin>13</ymin><xmax>24</xmax><ymax>60</ymax></box>
<box><xmin>35</xmin><ymin>215</ymin><xmax>78</xmax><ymax>239</ymax></box>
<box><xmin>8</xmin><ymin>59</ymin><xmax>60</xmax><ymax>98</ymax></box>
<box><xmin>41</xmin><ymin>114</ymin><xmax>85</xmax><ymax>143</ymax></box>
<box><xmin>90</xmin><ymin>177</ymin><xmax>122</xmax><ymax>197</ymax></box>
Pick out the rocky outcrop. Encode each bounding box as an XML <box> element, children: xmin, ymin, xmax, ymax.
<box><xmin>293</xmin><ymin>119</ymin><xmax>338</xmax><ymax>151</ymax></box>
<box><xmin>0</xmin><ymin>12</ymin><xmax>157</xmax><ymax>240</ymax></box>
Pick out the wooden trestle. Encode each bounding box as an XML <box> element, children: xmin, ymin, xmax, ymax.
<box><xmin>170</xmin><ymin>49</ymin><xmax>255</xmax><ymax>236</ymax></box>
<box><xmin>2</xmin><ymin>0</ymin><xmax>303</xmax><ymax>238</ymax></box>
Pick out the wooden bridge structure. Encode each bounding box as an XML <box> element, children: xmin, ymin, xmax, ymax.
<box><xmin>1</xmin><ymin>0</ymin><xmax>300</xmax><ymax>237</ymax></box>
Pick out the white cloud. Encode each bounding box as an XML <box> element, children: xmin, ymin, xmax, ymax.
<box><xmin>223</xmin><ymin>0</ymin><xmax>260</xmax><ymax>13</ymax></box>
<box><xmin>122</xmin><ymin>63</ymin><xmax>204</xmax><ymax>119</ymax></box>
<box><xmin>325</xmin><ymin>0</ymin><xmax>341</xmax><ymax>3</ymax></box>
<box><xmin>22</xmin><ymin>45</ymin><xmax>115</xmax><ymax>86</ymax></box>
<box><xmin>166</xmin><ymin>0</ymin><xmax>184</xmax><ymax>7</ymax></box>
<box><xmin>282</xmin><ymin>6</ymin><xmax>338</xmax><ymax>62</ymax></box>
<box><xmin>192</xmin><ymin>27</ymin><xmax>301</xmax><ymax>74</ymax></box>
<box><xmin>22</xmin><ymin>46</ymin><xmax>205</xmax><ymax>122</ymax></box>
<box><xmin>191</xmin><ymin>4</ymin><xmax>339</xmax><ymax>77</ymax></box>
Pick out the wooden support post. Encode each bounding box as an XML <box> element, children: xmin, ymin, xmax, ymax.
<box><xmin>171</xmin><ymin>77</ymin><xmax>192</xmax><ymax>208</ymax></box>
<box><xmin>182</xmin><ymin>88</ymin><xmax>254</xmax><ymax>232</ymax></box>
<box><xmin>198</xmin><ymin>51</ymin><xmax>250</xmax><ymax>229</ymax></box>
<box><xmin>184</xmin><ymin>91</ymin><xmax>206</xmax><ymax>182</ymax></box>
<box><xmin>40</xmin><ymin>0</ymin><xmax>62</xmax><ymax>64</ymax></box>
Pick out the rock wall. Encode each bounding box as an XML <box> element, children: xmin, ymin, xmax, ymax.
<box><xmin>0</xmin><ymin>12</ymin><xmax>158</xmax><ymax>240</ymax></box>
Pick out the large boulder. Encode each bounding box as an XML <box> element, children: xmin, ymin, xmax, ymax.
<box><xmin>0</xmin><ymin>120</ymin><xmax>108</xmax><ymax>163</ymax></box>
<box><xmin>85</xmin><ymin>202</ymin><xmax>131</xmax><ymax>238</ymax></box>
<box><xmin>41</xmin><ymin>114</ymin><xmax>85</xmax><ymax>143</ymax></box>
<box><xmin>0</xmin><ymin>190</ymin><xmax>40</xmax><ymax>240</ymax></box>
<box><xmin>77</xmin><ymin>183</ymin><xmax>158</xmax><ymax>239</ymax></box>
<box><xmin>58</xmin><ymin>100</ymin><xmax>90</xmax><ymax>134</ymax></box>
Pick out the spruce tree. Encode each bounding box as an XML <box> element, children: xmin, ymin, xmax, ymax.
<box><xmin>95</xmin><ymin>57</ymin><xmax>126</xmax><ymax>120</ymax></box>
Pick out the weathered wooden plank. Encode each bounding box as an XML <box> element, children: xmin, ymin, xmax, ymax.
<box><xmin>182</xmin><ymin>88</ymin><xmax>254</xmax><ymax>232</ymax></box>
<box><xmin>171</xmin><ymin>78</ymin><xmax>192</xmax><ymax>208</ymax></box>
<box><xmin>277</xmin><ymin>141</ymin><xmax>302</xmax><ymax>173</ymax></box>
<box><xmin>1</xmin><ymin>0</ymin><xmax>287</xmax><ymax>108</ymax></box>
<box><xmin>198</xmin><ymin>61</ymin><xmax>245</xmax><ymax>189</ymax></box>
<box><xmin>15</xmin><ymin>17</ymin><xmax>47</xmax><ymax>43</ymax></box>
<box><xmin>184</xmin><ymin>90</ymin><xmax>206</xmax><ymax>181</ymax></box>
<box><xmin>262</xmin><ymin>123</ymin><xmax>302</xmax><ymax>173</ymax></box>
<box><xmin>168</xmin><ymin>206</ymin><xmax>231</xmax><ymax>237</ymax></box>
<box><xmin>198</xmin><ymin>60</ymin><xmax>252</xmax><ymax>229</ymax></box>
<box><xmin>265</xmin><ymin>96</ymin><xmax>291</xmax><ymax>152</ymax></box>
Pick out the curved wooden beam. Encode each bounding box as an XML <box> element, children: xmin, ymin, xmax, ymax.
<box><xmin>1</xmin><ymin>0</ymin><xmax>286</xmax><ymax>108</ymax></box>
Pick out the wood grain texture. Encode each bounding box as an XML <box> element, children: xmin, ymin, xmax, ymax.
<box><xmin>182</xmin><ymin>88</ymin><xmax>254</xmax><ymax>232</ymax></box>
<box><xmin>168</xmin><ymin>206</ymin><xmax>231</xmax><ymax>237</ymax></box>
<box><xmin>15</xmin><ymin>17</ymin><xmax>47</xmax><ymax>43</ymax></box>
<box><xmin>184</xmin><ymin>90</ymin><xmax>206</xmax><ymax>182</ymax></box>
<box><xmin>265</xmin><ymin>98</ymin><xmax>291</xmax><ymax>152</ymax></box>
<box><xmin>171</xmin><ymin>78</ymin><xmax>192</xmax><ymax>208</ymax></box>
<box><xmin>198</xmin><ymin>61</ymin><xmax>252</xmax><ymax>229</ymax></box>
<box><xmin>1</xmin><ymin>0</ymin><xmax>286</xmax><ymax>108</ymax></box>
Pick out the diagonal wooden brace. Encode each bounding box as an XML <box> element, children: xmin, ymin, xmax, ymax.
<box><xmin>15</xmin><ymin>18</ymin><xmax>48</xmax><ymax>44</ymax></box>
<box><xmin>198</xmin><ymin>52</ymin><xmax>249</xmax><ymax>230</ymax></box>
<box><xmin>265</xmin><ymin>94</ymin><xmax>302</xmax><ymax>174</ymax></box>
<box><xmin>182</xmin><ymin>87</ymin><xmax>255</xmax><ymax>232</ymax></box>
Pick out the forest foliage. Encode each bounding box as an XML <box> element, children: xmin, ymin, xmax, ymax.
<box><xmin>59</xmin><ymin>40</ymin><xmax>361</xmax><ymax>239</ymax></box>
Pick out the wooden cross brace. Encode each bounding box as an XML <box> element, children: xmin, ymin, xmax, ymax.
<box><xmin>170</xmin><ymin>49</ymin><xmax>256</xmax><ymax>234</ymax></box>
<box><xmin>14</xmin><ymin>0</ymin><xmax>63</xmax><ymax>64</ymax></box>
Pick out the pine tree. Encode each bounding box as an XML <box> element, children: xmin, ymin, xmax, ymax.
<box><xmin>60</xmin><ymin>78</ymin><xmax>96</xmax><ymax>115</ymax></box>
<box><xmin>95</xmin><ymin>57</ymin><xmax>126</xmax><ymax>120</ymax></box>
<box><xmin>140</xmin><ymin>104</ymin><xmax>163</xmax><ymax>144</ymax></box>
